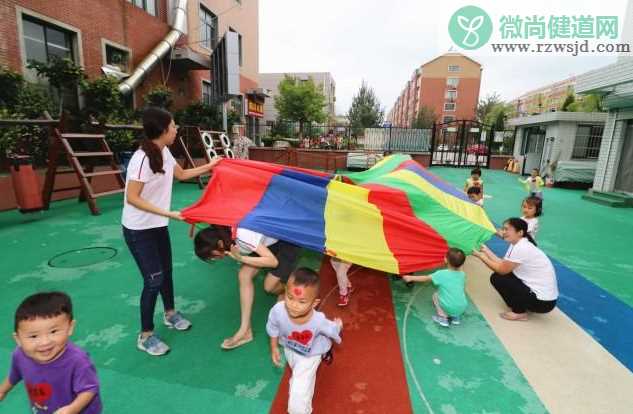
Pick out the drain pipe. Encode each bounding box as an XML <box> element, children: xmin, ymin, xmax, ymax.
<box><xmin>119</xmin><ymin>0</ymin><xmax>188</xmax><ymax>95</ymax></box>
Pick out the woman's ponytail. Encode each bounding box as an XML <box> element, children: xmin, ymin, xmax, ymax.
<box><xmin>141</xmin><ymin>107</ymin><xmax>173</xmax><ymax>174</ymax></box>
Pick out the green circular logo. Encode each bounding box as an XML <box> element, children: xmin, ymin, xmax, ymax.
<box><xmin>449</xmin><ymin>5</ymin><xmax>492</xmax><ymax>50</ymax></box>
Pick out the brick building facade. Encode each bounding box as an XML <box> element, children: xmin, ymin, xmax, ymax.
<box><xmin>387</xmin><ymin>53</ymin><xmax>482</xmax><ymax>127</ymax></box>
<box><xmin>0</xmin><ymin>0</ymin><xmax>262</xmax><ymax>133</ymax></box>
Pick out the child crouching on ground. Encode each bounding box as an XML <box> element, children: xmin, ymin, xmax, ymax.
<box><xmin>0</xmin><ymin>292</ymin><xmax>102</xmax><ymax>413</ymax></box>
<box><xmin>266</xmin><ymin>268</ymin><xmax>342</xmax><ymax>414</ymax></box>
<box><xmin>403</xmin><ymin>248</ymin><xmax>468</xmax><ymax>327</ymax></box>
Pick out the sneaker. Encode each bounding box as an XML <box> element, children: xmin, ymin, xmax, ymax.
<box><xmin>338</xmin><ymin>293</ymin><xmax>350</xmax><ymax>307</ymax></box>
<box><xmin>449</xmin><ymin>316</ymin><xmax>461</xmax><ymax>326</ymax></box>
<box><xmin>137</xmin><ymin>334</ymin><xmax>170</xmax><ymax>356</ymax></box>
<box><xmin>432</xmin><ymin>315</ymin><xmax>450</xmax><ymax>327</ymax></box>
<box><xmin>164</xmin><ymin>311</ymin><xmax>192</xmax><ymax>331</ymax></box>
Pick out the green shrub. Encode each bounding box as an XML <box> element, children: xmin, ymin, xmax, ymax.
<box><xmin>174</xmin><ymin>101</ymin><xmax>222</xmax><ymax>130</ymax></box>
<box><xmin>143</xmin><ymin>85</ymin><xmax>173</xmax><ymax>109</ymax></box>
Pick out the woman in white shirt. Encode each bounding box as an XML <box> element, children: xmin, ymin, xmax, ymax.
<box><xmin>194</xmin><ymin>225</ymin><xmax>301</xmax><ymax>350</ymax></box>
<box><xmin>472</xmin><ymin>217</ymin><xmax>558</xmax><ymax>321</ymax></box>
<box><xmin>122</xmin><ymin>107</ymin><xmax>218</xmax><ymax>356</ymax></box>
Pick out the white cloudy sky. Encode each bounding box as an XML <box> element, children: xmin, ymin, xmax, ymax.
<box><xmin>259</xmin><ymin>0</ymin><xmax>629</xmax><ymax>115</ymax></box>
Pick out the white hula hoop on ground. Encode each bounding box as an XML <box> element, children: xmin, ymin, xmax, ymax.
<box><xmin>207</xmin><ymin>148</ymin><xmax>218</xmax><ymax>159</ymax></box>
<box><xmin>219</xmin><ymin>133</ymin><xmax>231</xmax><ymax>148</ymax></box>
<box><xmin>403</xmin><ymin>285</ymin><xmax>435</xmax><ymax>414</ymax></box>
<box><xmin>201</xmin><ymin>131</ymin><xmax>213</xmax><ymax>149</ymax></box>
<box><xmin>224</xmin><ymin>148</ymin><xmax>235</xmax><ymax>159</ymax></box>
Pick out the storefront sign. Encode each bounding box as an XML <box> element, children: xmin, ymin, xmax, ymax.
<box><xmin>247</xmin><ymin>99</ymin><xmax>264</xmax><ymax>118</ymax></box>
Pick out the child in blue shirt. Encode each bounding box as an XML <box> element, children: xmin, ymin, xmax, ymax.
<box><xmin>403</xmin><ymin>248</ymin><xmax>468</xmax><ymax>327</ymax></box>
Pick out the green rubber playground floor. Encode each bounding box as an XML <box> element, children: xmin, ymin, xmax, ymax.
<box><xmin>0</xmin><ymin>166</ymin><xmax>629</xmax><ymax>413</ymax></box>
<box><xmin>428</xmin><ymin>167</ymin><xmax>633</xmax><ymax>307</ymax></box>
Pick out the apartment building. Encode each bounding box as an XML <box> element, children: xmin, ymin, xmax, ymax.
<box><xmin>388</xmin><ymin>53</ymin><xmax>482</xmax><ymax>127</ymax></box>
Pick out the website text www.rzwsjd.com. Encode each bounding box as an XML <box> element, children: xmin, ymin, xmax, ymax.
<box><xmin>490</xmin><ymin>40</ymin><xmax>631</xmax><ymax>55</ymax></box>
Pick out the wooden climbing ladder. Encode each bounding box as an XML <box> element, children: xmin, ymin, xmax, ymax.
<box><xmin>42</xmin><ymin>129</ymin><xmax>125</xmax><ymax>215</ymax></box>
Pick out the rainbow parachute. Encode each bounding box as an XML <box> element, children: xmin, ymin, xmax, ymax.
<box><xmin>182</xmin><ymin>154</ymin><xmax>495</xmax><ymax>274</ymax></box>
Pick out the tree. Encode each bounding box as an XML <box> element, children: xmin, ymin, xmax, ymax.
<box><xmin>476</xmin><ymin>93</ymin><xmax>501</xmax><ymax>123</ymax></box>
<box><xmin>347</xmin><ymin>81</ymin><xmax>384</xmax><ymax>136</ymax></box>
<box><xmin>566</xmin><ymin>94</ymin><xmax>604</xmax><ymax>113</ymax></box>
<box><xmin>484</xmin><ymin>102</ymin><xmax>514</xmax><ymax>130</ymax></box>
<box><xmin>560</xmin><ymin>93</ymin><xmax>575</xmax><ymax>112</ymax></box>
<box><xmin>274</xmin><ymin>75</ymin><xmax>327</xmax><ymax>137</ymax></box>
<box><xmin>411</xmin><ymin>105</ymin><xmax>437</xmax><ymax>129</ymax></box>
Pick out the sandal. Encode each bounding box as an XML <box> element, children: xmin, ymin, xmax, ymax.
<box><xmin>221</xmin><ymin>334</ymin><xmax>253</xmax><ymax>350</ymax></box>
<box><xmin>499</xmin><ymin>312</ymin><xmax>528</xmax><ymax>321</ymax></box>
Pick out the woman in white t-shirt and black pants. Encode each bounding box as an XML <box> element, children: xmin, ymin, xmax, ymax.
<box><xmin>122</xmin><ymin>107</ymin><xmax>218</xmax><ymax>356</ymax></box>
<box><xmin>473</xmin><ymin>217</ymin><xmax>558</xmax><ymax>321</ymax></box>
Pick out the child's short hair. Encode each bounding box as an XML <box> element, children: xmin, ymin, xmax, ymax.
<box><xmin>467</xmin><ymin>186</ymin><xmax>481</xmax><ymax>196</ymax></box>
<box><xmin>446</xmin><ymin>248</ymin><xmax>466</xmax><ymax>268</ymax></box>
<box><xmin>15</xmin><ymin>292</ymin><xmax>73</xmax><ymax>331</ymax></box>
<box><xmin>471</xmin><ymin>167</ymin><xmax>481</xmax><ymax>176</ymax></box>
<box><xmin>532</xmin><ymin>168</ymin><xmax>539</xmax><ymax>174</ymax></box>
<box><xmin>289</xmin><ymin>267</ymin><xmax>320</xmax><ymax>292</ymax></box>
<box><xmin>523</xmin><ymin>196</ymin><xmax>542</xmax><ymax>217</ymax></box>
<box><xmin>194</xmin><ymin>225</ymin><xmax>233</xmax><ymax>260</ymax></box>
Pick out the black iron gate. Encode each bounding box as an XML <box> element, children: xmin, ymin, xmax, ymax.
<box><xmin>431</xmin><ymin>120</ymin><xmax>493</xmax><ymax>168</ymax></box>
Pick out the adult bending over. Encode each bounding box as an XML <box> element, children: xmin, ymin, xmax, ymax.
<box><xmin>194</xmin><ymin>226</ymin><xmax>301</xmax><ymax>349</ymax></box>
<box><xmin>472</xmin><ymin>217</ymin><xmax>558</xmax><ymax>321</ymax></box>
<box><xmin>123</xmin><ymin>107</ymin><xmax>218</xmax><ymax>356</ymax></box>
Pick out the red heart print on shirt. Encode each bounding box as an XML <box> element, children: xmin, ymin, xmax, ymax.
<box><xmin>26</xmin><ymin>382</ymin><xmax>52</xmax><ymax>406</ymax></box>
<box><xmin>288</xmin><ymin>330</ymin><xmax>313</xmax><ymax>345</ymax></box>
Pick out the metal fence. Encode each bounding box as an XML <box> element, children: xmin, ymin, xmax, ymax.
<box><xmin>255</xmin><ymin>122</ymin><xmax>433</xmax><ymax>152</ymax></box>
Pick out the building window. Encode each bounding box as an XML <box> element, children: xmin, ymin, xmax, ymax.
<box><xmin>105</xmin><ymin>44</ymin><xmax>130</xmax><ymax>73</ymax></box>
<box><xmin>445</xmin><ymin>90</ymin><xmax>457</xmax><ymax>101</ymax></box>
<box><xmin>21</xmin><ymin>16</ymin><xmax>79</xmax><ymax>111</ymax></box>
<box><xmin>448</xmin><ymin>65</ymin><xmax>461</xmax><ymax>72</ymax></box>
<box><xmin>444</xmin><ymin>103</ymin><xmax>456</xmax><ymax>111</ymax></box>
<box><xmin>443</xmin><ymin>115</ymin><xmax>456</xmax><ymax>123</ymax></box>
<box><xmin>447</xmin><ymin>77</ymin><xmax>459</xmax><ymax>88</ymax></box>
<box><xmin>23</xmin><ymin>17</ymin><xmax>74</xmax><ymax>64</ymax></box>
<box><xmin>130</xmin><ymin>0</ymin><xmax>157</xmax><ymax>16</ymax></box>
<box><xmin>200</xmin><ymin>6</ymin><xmax>217</xmax><ymax>50</ymax></box>
<box><xmin>202</xmin><ymin>80</ymin><xmax>212</xmax><ymax>105</ymax></box>
<box><xmin>572</xmin><ymin>124</ymin><xmax>603</xmax><ymax>159</ymax></box>
<box><xmin>229</xmin><ymin>27</ymin><xmax>243</xmax><ymax>66</ymax></box>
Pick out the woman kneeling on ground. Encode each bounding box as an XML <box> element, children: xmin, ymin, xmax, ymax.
<box><xmin>472</xmin><ymin>217</ymin><xmax>558</xmax><ymax>321</ymax></box>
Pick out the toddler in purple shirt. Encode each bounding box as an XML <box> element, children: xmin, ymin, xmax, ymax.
<box><xmin>0</xmin><ymin>292</ymin><xmax>102</xmax><ymax>413</ymax></box>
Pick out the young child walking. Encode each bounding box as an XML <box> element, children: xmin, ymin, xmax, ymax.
<box><xmin>520</xmin><ymin>168</ymin><xmax>545</xmax><ymax>200</ymax></box>
<box><xmin>402</xmin><ymin>248</ymin><xmax>468</xmax><ymax>327</ymax></box>
<box><xmin>464</xmin><ymin>167</ymin><xmax>484</xmax><ymax>194</ymax></box>
<box><xmin>266</xmin><ymin>268</ymin><xmax>342</xmax><ymax>414</ymax></box>
<box><xmin>521</xmin><ymin>196</ymin><xmax>542</xmax><ymax>240</ymax></box>
<box><xmin>330</xmin><ymin>258</ymin><xmax>354</xmax><ymax>307</ymax></box>
<box><xmin>0</xmin><ymin>292</ymin><xmax>102</xmax><ymax>413</ymax></box>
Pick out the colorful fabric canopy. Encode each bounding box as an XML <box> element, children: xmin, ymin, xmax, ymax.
<box><xmin>182</xmin><ymin>154</ymin><xmax>495</xmax><ymax>274</ymax></box>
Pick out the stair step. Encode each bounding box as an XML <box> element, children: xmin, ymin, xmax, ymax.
<box><xmin>72</xmin><ymin>152</ymin><xmax>113</xmax><ymax>157</ymax></box>
<box><xmin>93</xmin><ymin>188</ymin><xmax>125</xmax><ymax>198</ymax></box>
<box><xmin>582</xmin><ymin>194</ymin><xmax>628</xmax><ymax>207</ymax></box>
<box><xmin>83</xmin><ymin>169</ymin><xmax>123</xmax><ymax>177</ymax></box>
<box><xmin>593</xmin><ymin>191</ymin><xmax>633</xmax><ymax>201</ymax></box>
